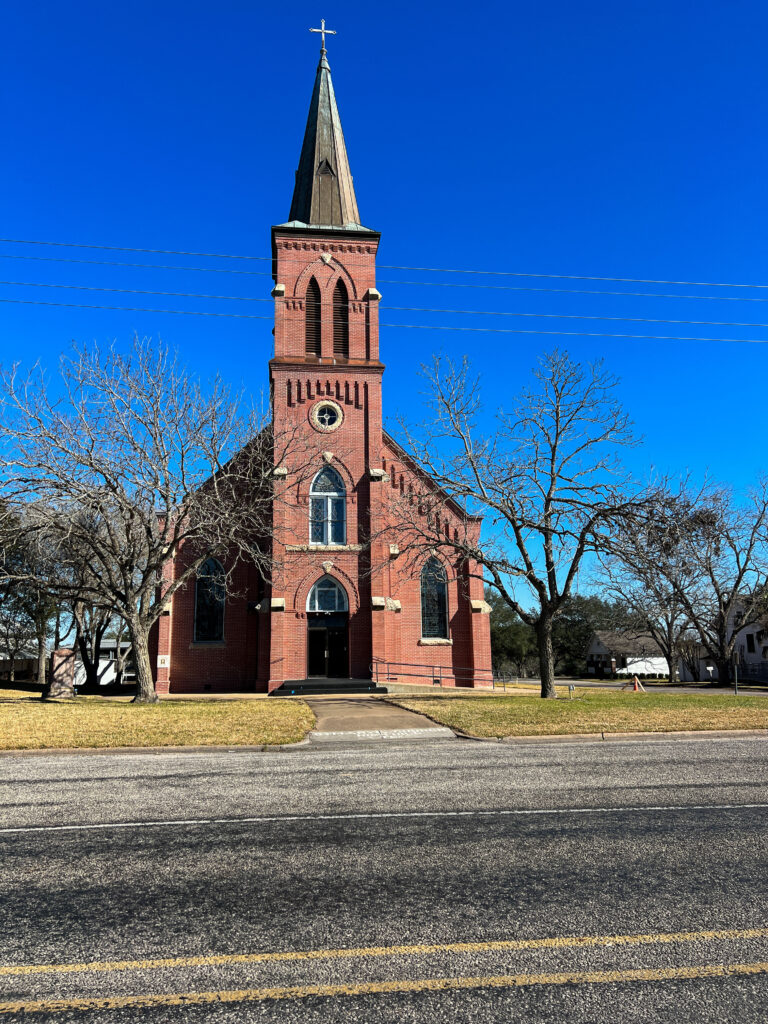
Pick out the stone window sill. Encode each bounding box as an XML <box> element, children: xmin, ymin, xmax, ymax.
<box><xmin>286</xmin><ymin>544</ymin><xmax>363</xmax><ymax>552</ymax></box>
<box><xmin>189</xmin><ymin>641</ymin><xmax>226</xmax><ymax>648</ymax></box>
<box><xmin>418</xmin><ymin>638</ymin><xmax>453</xmax><ymax>646</ymax></box>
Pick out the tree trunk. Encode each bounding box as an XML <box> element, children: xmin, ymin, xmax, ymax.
<box><xmin>536</xmin><ymin>615</ymin><xmax>557</xmax><ymax>699</ymax></box>
<box><xmin>715</xmin><ymin>658</ymin><xmax>731</xmax><ymax>687</ymax></box>
<box><xmin>36</xmin><ymin>632</ymin><xmax>47</xmax><ymax>689</ymax></box>
<box><xmin>128</xmin><ymin>620</ymin><xmax>158</xmax><ymax>704</ymax></box>
<box><xmin>667</xmin><ymin>646</ymin><xmax>678</xmax><ymax>684</ymax></box>
<box><xmin>76</xmin><ymin>633</ymin><xmax>101</xmax><ymax>694</ymax></box>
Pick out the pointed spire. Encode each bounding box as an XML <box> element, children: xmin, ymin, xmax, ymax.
<box><xmin>287</xmin><ymin>47</ymin><xmax>364</xmax><ymax>229</ymax></box>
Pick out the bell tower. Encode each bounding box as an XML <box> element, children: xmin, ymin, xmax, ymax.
<box><xmin>265</xmin><ymin>31</ymin><xmax>385</xmax><ymax>689</ymax></box>
<box><xmin>270</xmin><ymin>36</ymin><xmax>382</xmax><ymax>371</ymax></box>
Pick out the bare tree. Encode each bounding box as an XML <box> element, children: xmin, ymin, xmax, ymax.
<box><xmin>0</xmin><ymin>523</ymin><xmax>59</xmax><ymax>690</ymax></box>
<box><xmin>658</xmin><ymin>485</ymin><xmax>768</xmax><ymax>686</ymax></box>
<box><xmin>596</xmin><ymin>514</ymin><xmax>693</xmax><ymax>683</ymax></box>
<box><xmin>0</xmin><ymin>338</ymin><xmax>306</xmax><ymax>703</ymax></box>
<box><xmin>0</xmin><ymin>604</ymin><xmax>36</xmax><ymax>683</ymax></box>
<box><xmin>72</xmin><ymin>600</ymin><xmax>113</xmax><ymax>692</ymax></box>
<box><xmin>386</xmin><ymin>350</ymin><xmax>642</xmax><ymax>697</ymax></box>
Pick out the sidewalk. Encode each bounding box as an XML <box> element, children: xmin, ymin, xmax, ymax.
<box><xmin>305</xmin><ymin>696</ymin><xmax>455</xmax><ymax>744</ymax></box>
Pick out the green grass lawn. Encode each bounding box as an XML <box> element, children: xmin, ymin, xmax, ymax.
<box><xmin>386</xmin><ymin>689</ymin><xmax>768</xmax><ymax>738</ymax></box>
<box><xmin>0</xmin><ymin>690</ymin><xmax>315</xmax><ymax>750</ymax></box>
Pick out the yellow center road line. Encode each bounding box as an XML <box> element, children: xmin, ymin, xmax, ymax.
<box><xmin>3</xmin><ymin>927</ymin><xmax>768</xmax><ymax>978</ymax></box>
<box><xmin>2</xmin><ymin>962</ymin><xmax>768</xmax><ymax>1014</ymax></box>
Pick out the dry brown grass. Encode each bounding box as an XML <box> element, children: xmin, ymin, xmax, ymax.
<box><xmin>387</xmin><ymin>689</ymin><xmax>768</xmax><ymax>738</ymax></box>
<box><xmin>0</xmin><ymin>690</ymin><xmax>315</xmax><ymax>750</ymax></box>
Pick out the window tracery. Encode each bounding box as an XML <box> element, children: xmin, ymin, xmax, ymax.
<box><xmin>309</xmin><ymin>466</ymin><xmax>346</xmax><ymax>544</ymax></box>
<box><xmin>420</xmin><ymin>557</ymin><xmax>448</xmax><ymax>639</ymax></box>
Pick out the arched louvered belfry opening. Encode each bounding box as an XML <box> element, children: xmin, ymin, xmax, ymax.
<box><xmin>333</xmin><ymin>279</ymin><xmax>349</xmax><ymax>358</ymax></box>
<box><xmin>305</xmin><ymin>277</ymin><xmax>321</xmax><ymax>356</ymax></box>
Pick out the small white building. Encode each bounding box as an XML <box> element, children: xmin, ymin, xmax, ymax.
<box><xmin>73</xmin><ymin>641</ymin><xmax>135</xmax><ymax>689</ymax></box>
<box><xmin>586</xmin><ymin>631</ymin><xmax>668</xmax><ymax>678</ymax></box>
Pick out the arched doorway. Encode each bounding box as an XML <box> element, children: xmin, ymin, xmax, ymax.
<box><xmin>306</xmin><ymin>576</ymin><xmax>349</xmax><ymax>678</ymax></box>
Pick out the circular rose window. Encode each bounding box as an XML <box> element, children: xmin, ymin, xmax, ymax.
<box><xmin>310</xmin><ymin>400</ymin><xmax>343</xmax><ymax>433</ymax></box>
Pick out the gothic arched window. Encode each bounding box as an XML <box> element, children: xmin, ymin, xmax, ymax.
<box><xmin>420</xmin><ymin>557</ymin><xmax>448</xmax><ymax>639</ymax></box>
<box><xmin>309</xmin><ymin>466</ymin><xmax>346</xmax><ymax>545</ymax></box>
<box><xmin>305</xmin><ymin>277</ymin><xmax>321</xmax><ymax>356</ymax></box>
<box><xmin>307</xmin><ymin>575</ymin><xmax>348</xmax><ymax>612</ymax></box>
<box><xmin>333</xmin><ymin>279</ymin><xmax>349</xmax><ymax>358</ymax></box>
<box><xmin>194</xmin><ymin>557</ymin><xmax>225</xmax><ymax>642</ymax></box>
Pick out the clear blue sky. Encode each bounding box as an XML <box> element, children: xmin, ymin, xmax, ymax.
<box><xmin>1</xmin><ymin>0</ymin><xmax>766</xmax><ymax>494</ymax></box>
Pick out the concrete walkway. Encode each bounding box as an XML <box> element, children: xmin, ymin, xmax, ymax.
<box><xmin>305</xmin><ymin>696</ymin><xmax>455</xmax><ymax>744</ymax></box>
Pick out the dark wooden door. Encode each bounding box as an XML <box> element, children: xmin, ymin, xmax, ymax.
<box><xmin>307</xmin><ymin>629</ymin><xmax>326</xmax><ymax>677</ymax></box>
<box><xmin>307</xmin><ymin>614</ymin><xmax>349</xmax><ymax>678</ymax></box>
<box><xmin>327</xmin><ymin>626</ymin><xmax>348</xmax><ymax>678</ymax></box>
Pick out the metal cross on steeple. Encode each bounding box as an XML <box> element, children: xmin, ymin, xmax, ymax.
<box><xmin>309</xmin><ymin>19</ymin><xmax>336</xmax><ymax>51</ymax></box>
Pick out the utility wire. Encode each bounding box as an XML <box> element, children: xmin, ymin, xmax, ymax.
<box><xmin>0</xmin><ymin>297</ymin><xmax>272</xmax><ymax>320</ymax></box>
<box><xmin>2</xmin><ymin>251</ymin><xmax>767</xmax><ymax>304</ymax></box>
<box><xmin>380</xmin><ymin>280</ymin><xmax>768</xmax><ymax>304</ymax></box>
<box><xmin>0</xmin><ymin>279</ymin><xmax>272</xmax><ymax>303</ymax></box>
<box><xmin>1</xmin><ymin>296</ymin><xmax>767</xmax><ymax>344</ymax></box>
<box><xmin>0</xmin><ymin>252</ymin><xmax>271</xmax><ymax>277</ymax></box>
<box><xmin>378</xmin><ymin>304</ymin><xmax>768</xmax><ymax>331</ymax></box>
<box><xmin>3</xmin><ymin>279</ymin><xmax>768</xmax><ymax>330</ymax></box>
<box><xmin>1</xmin><ymin>237</ymin><xmax>766</xmax><ymax>291</ymax></box>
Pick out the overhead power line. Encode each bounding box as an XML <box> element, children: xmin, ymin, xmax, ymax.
<box><xmin>7</xmin><ymin>278</ymin><xmax>768</xmax><ymax>329</ymax></box>
<box><xmin>0</xmin><ymin>279</ymin><xmax>272</xmax><ymax>303</ymax></box>
<box><xmin>0</xmin><ymin>297</ymin><xmax>273</xmax><ymax>320</ymax></box>
<box><xmin>380</xmin><ymin>281</ymin><xmax>768</xmax><ymax>304</ymax></box>
<box><xmin>2</xmin><ymin>295</ymin><xmax>767</xmax><ymax>344</ymax></box>
<box><xmin>0</xmin><ymin>237</ymin><xmax>272</xmax><ymax>263</ymax></box>
<box><xmin>0</xmin><ymin>237</ymin><xmax>766</xmax><ymax>291</ymax></box>
<box><xmin>379</xmin><ymin>304</ymin><xmax>768</xmax><ymax>331</ymax></box>
<box><xmin>3</xmin><ymin>279</ymin><xmax>768</xmax><ymax>331</ymax></box>
<box><xmin>3</xmin><ymin>253</ymin><xmax>767</xmax><ymax>302</ymax></box>
<box><xmin>0</xmin><ymin>252</ymin><xmax>271</xmax><ymax>277</ymax></box>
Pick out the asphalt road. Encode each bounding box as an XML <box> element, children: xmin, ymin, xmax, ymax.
<box><xmin>1</xmin><ymin>736</ymin><xmax>767</xmax><ymax>1022</ymax></box>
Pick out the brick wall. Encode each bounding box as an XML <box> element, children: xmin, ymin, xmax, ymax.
<box><xmin>152</xmin><ymin>224</ymin><xmax>492</xmax><ymax>693</ymax></box>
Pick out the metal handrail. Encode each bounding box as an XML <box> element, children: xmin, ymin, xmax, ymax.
<box><xmin>371</xmin><ymin>659</ymin><xmax>494</xmax><ymax>688</ymax></box>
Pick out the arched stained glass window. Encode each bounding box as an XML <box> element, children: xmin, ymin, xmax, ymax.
<box><xmin>307</xmin><ymin>575</ymin><xmax>348</xmax><ymax>612</ymax></box>
<box><xmin>305</xmin><ymin>277</ymin><xmax>321</xmax><ymax>356</ymax></box>
<box><xmin>309</xmin><ymin>466</ymin><xmax>346</xmax><ymax>545</ymax></box>
<box><xmin>420</xmin><ymin>557</ymin><xmax>448</xmax><ymax>639</ymax></box>
<box><xmin>333</xmin><ymin>279</ymin><xmax>349</xmax><ymax>358</ymax></box>
<box><xmin>194</xmin><ymin>557</ymin><xmax>225</xmax><ymax>642</ymax></box>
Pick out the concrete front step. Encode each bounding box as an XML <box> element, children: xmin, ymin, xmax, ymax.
<box><xmin>270</xmin><ymin>679</ymin><xmax>388</xmax><ymax>696</ymax></box>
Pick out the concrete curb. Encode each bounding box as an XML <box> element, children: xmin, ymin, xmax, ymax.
<box><xmin>1</xmin><ymin>729</ymin><xmax>765</xmax><ymax>757</ymax></box>
<box><xmin>309</xmin><ymin>727</ymin><xmax>456</xmax><ymax>744</ymax></box>
<box><xmin>452</xmin><ymin>728</ymin><xmax>768</xmax><ymax>745</ymax></box>
<box><xmin>0</xmin><ymin>739</ymin><xmax>313</xmax><ymax>758</ymax></box>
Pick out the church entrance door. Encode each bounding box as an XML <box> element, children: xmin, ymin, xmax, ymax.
<box><xmin>307</xmin><ymin>613</ymin><xmax>349</xmax><ymax>678</ymax></box>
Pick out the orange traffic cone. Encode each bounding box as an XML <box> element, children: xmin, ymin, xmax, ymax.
<box><xmin>620</xmin><ymin>675</ymin><xmax>647</xmax><ymax>692</ymax></box>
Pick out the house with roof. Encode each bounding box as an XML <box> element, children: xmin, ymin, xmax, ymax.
<box><xmin>585</xmin><ymin>630</ymin><xmax>669</xmax><ymax>678</ymax></box>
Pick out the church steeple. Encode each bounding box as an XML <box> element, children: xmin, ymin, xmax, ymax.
<box><xmin>286</xmin><ymin>32</ymin><xmax>366</xmax><ymax>230</ymax></box>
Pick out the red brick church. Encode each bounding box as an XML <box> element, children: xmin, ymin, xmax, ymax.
<box><xmin>152</xmin><ymin>41</ymin><xmax>492</xmax><ymax>695</ymax></box>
